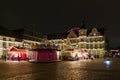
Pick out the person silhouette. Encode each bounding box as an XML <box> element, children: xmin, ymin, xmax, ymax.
<box><xmin>18</xmin><ymin>54</ymin><xmax>20</xmax><ymax>62</ymax></box>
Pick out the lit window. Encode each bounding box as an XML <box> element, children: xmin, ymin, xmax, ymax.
<box><xmin>94</xmin><ymin>33</ymin><xmax>96</xmax><ymax>36</ymax></box>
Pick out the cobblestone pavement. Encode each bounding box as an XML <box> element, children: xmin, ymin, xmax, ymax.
<box><xmin>0</xmin><ymin>58</ymin><xmax>120</xmax><ymax>80</ymax></box>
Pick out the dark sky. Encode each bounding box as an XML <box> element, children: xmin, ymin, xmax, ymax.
<box><xmin>0</xmin><ymin>0</ymin><xmax>120</xmax><ymax>48</ymax></box>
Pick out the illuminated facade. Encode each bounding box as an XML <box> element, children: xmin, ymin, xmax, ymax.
<box><xmin>0</xmin><ymin>27</ymin><xmax>45</xmax><ymax>59</ymax></box>
<box><xmin>46</xmin><ymin>27</ymin><xmax>106</xmax><ymax>59</ymax></box>
<box><xmin>0</xmin><ymin>26</ymin><xmax>106</xmax><ymax>60</ymax></box>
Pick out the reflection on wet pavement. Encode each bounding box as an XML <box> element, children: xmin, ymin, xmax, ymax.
<box><xmin>0</xmin><ymin>58</ymin><xmax>120</xmax><ymax>80</ymax></box>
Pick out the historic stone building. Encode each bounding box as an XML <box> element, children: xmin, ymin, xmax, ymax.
<box><xmin>0</xmin><ymin>25</ymin><xmax>107</xmax><ymax>60</ymax></box>
<box><xmin>0</xmin><ymin>27</ymin><xmax>45</xmax><ymax>59</ymax></box>
<box><xmin>45</xmin><ymin>25</ymin><xmax>106</xmax><ymax>60</ymax></box>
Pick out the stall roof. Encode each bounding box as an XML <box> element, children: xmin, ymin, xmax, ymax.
<box><xmin>9</xmin><ymin>46</ymin><xmax>18</xmax><ymax>51</ymax></box>
<box><xmin>9</xmin><ymin>46</ymin><xmax>27</xmax><ymax>52</ymax></box>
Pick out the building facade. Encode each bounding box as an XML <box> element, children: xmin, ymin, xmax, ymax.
<box><xmin>45</xmin><ymin>27</ymin><xmax>106</xmax><ymax>60</ymax></box>
<box><xmin>0</xmin><ymin>27</ymin><xmax>45</xmax><ymax>59</ymax></box>
<box><xmin>0</xmin><ymin>26</ymin><xmax>107</xmax><ymax>60</ymax></box>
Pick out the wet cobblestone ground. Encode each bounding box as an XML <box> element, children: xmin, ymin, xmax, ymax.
<box><xmin>0</xmin><ymin>58</ymin><xmax>120</xmax><ymax>80</ymax></box>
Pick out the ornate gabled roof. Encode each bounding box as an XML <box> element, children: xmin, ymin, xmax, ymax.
<box><xmin>87</xmin><ymin>28</ymin><xmax>105</xmax><ymax>36</ymax></box>
<box><xmin>46</xmin><ymin>27</ymin><xmax>105</xmax><ymax>40</ymax></box>
<box><xmin>45</xmin><ymin>29</ymin><xmax>80</xmax><ymax>40</ymax></box>
<box><xmin>67</xmin><ymin>30</ymin><xmax>78</xmax><ymax>38</ymax></box>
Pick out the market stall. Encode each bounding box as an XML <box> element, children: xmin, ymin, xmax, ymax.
<box><xmin>9</xmin><ymin>46</ymin><xmax>28</xmax><ymax>61</ymax></box>
<box><xmin>28</xmin><ymin>49</ymin><xmax>60</xmax><ymax>62</ymax></box>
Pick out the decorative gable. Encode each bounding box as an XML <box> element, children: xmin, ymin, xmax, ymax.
<box><xmin>67</xmin><ymin>31</ymin><xmax>77</xmax><ymax>38</ymax></box>
<box><xmin>88</xmin><ymin>28</ymin><xmax>101</xmax><ymax>36</ymax></box>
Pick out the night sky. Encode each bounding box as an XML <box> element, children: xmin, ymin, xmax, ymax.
<box><xmin>0</xmin><ymin>0</ymin><xmax>120</xmax><ymax>48</ymax></box>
